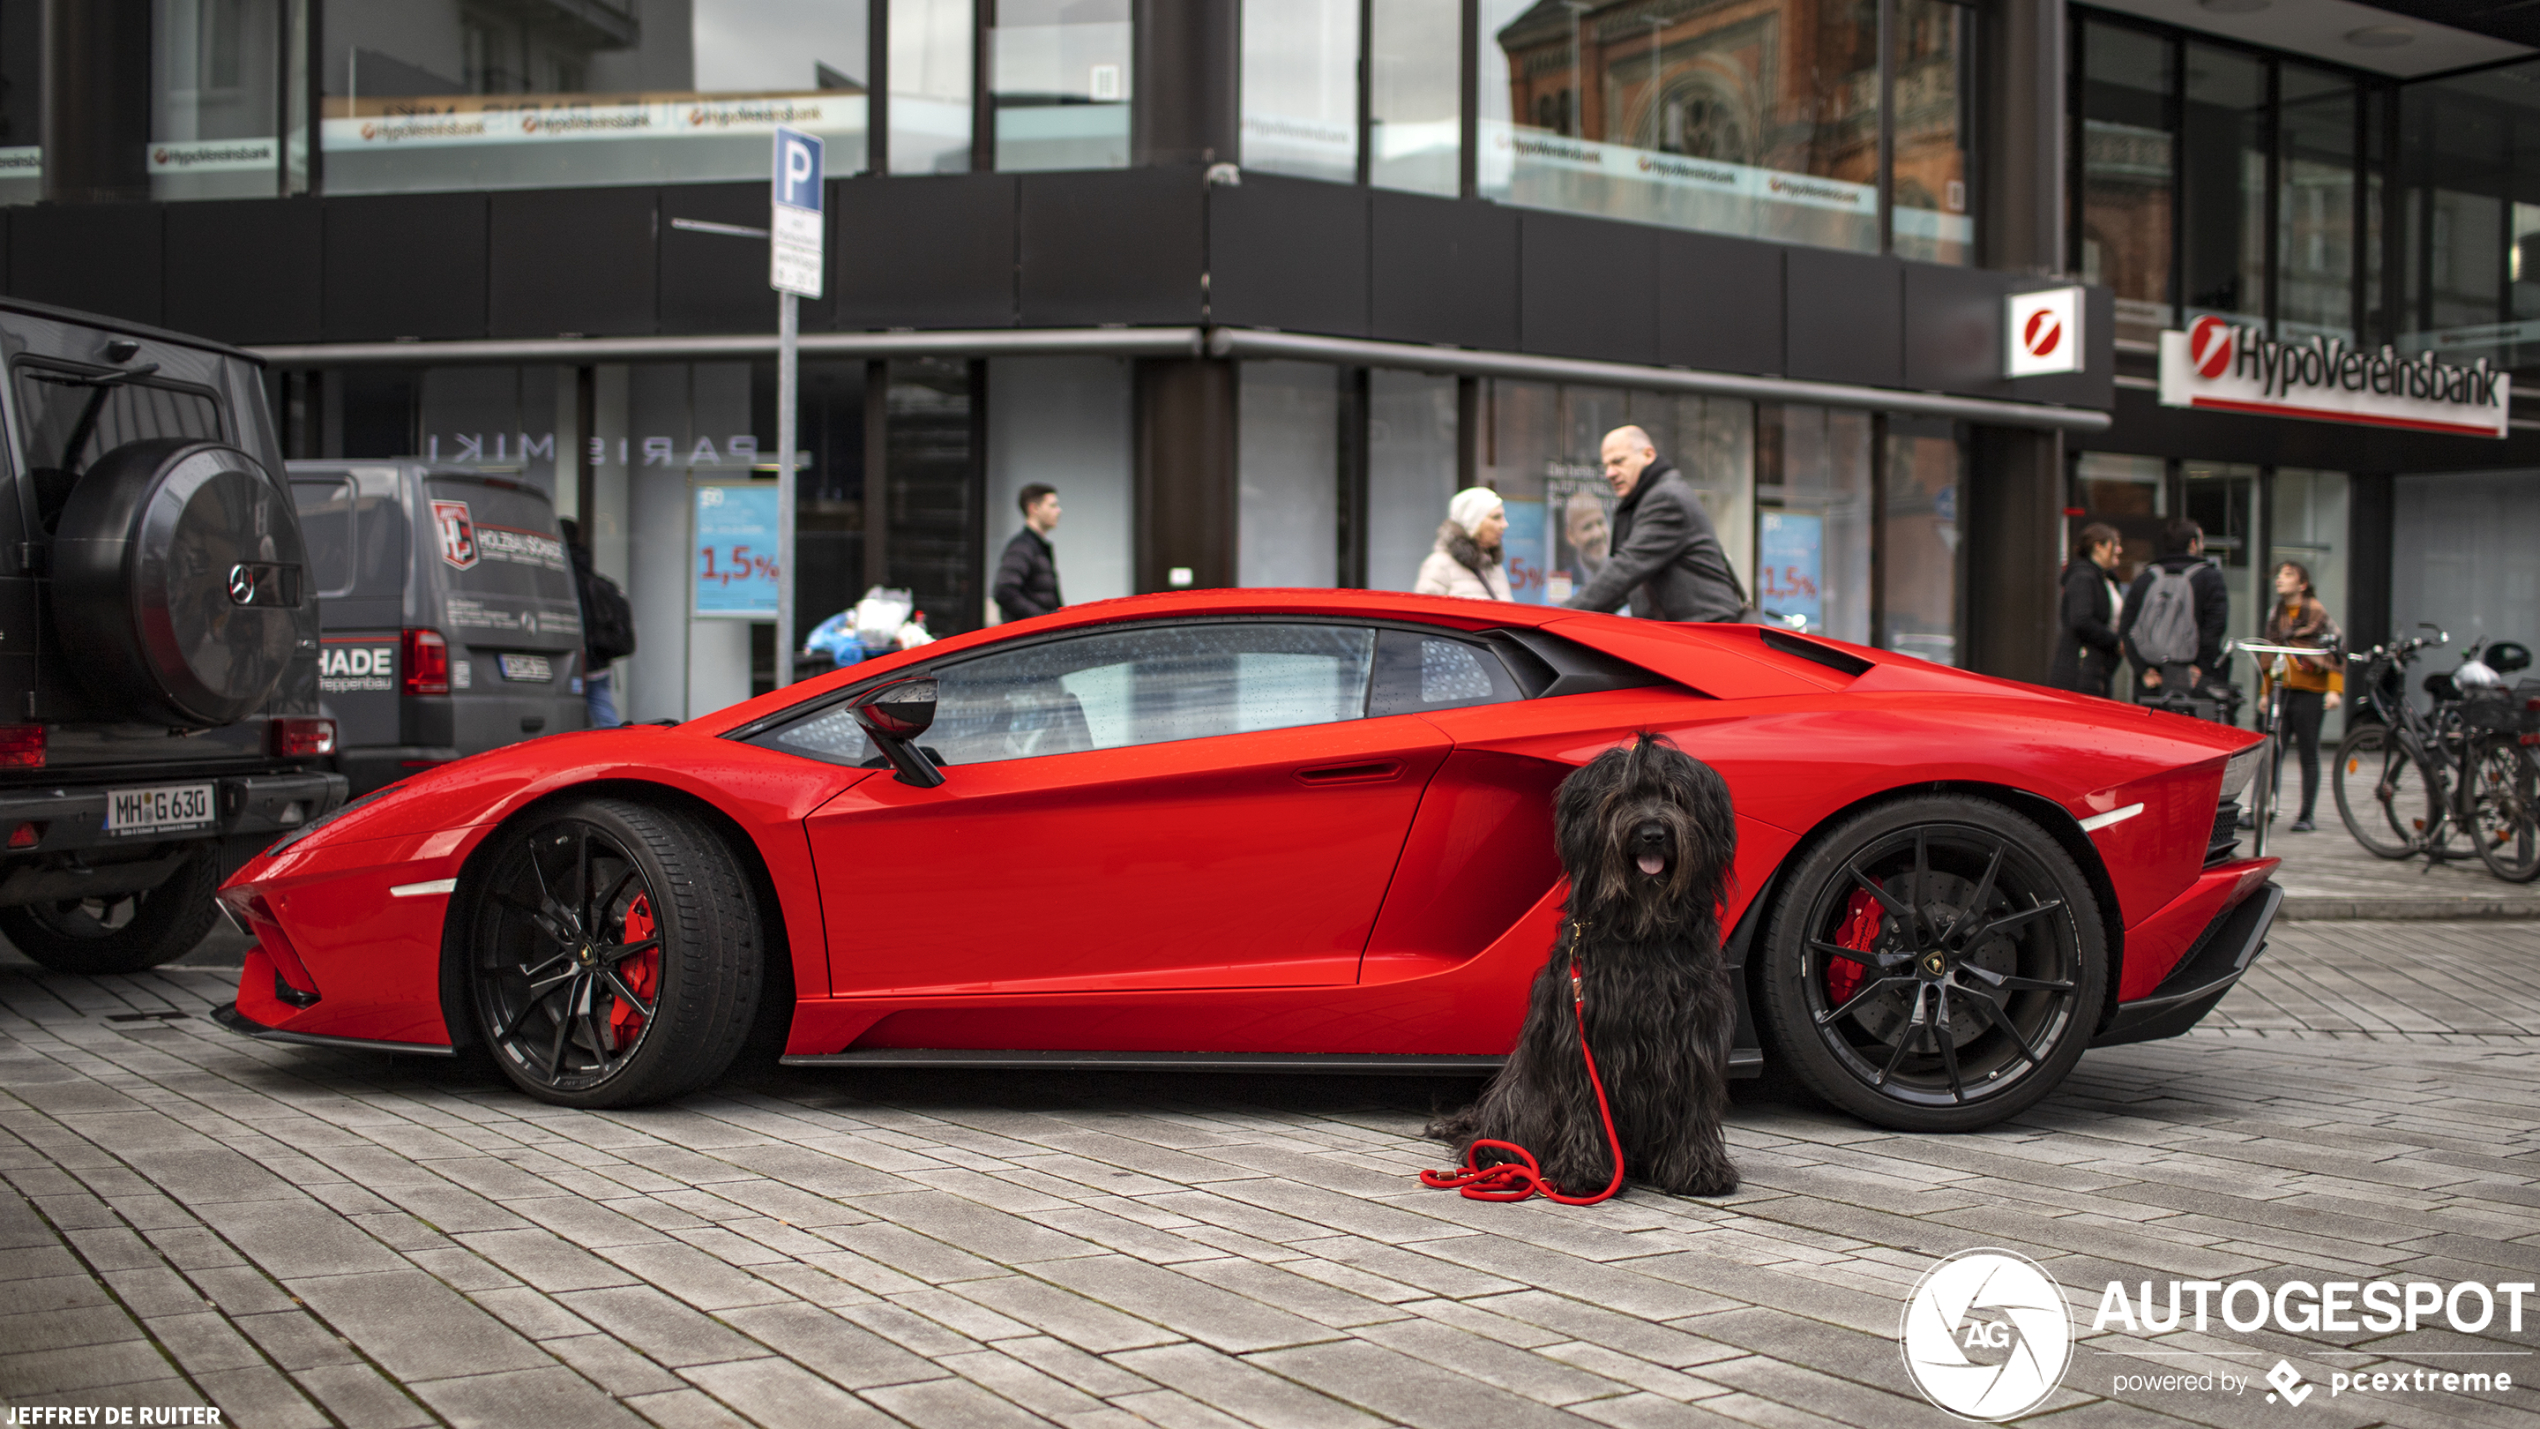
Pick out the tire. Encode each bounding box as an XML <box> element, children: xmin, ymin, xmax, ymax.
<box><xmin>0</xmin><ymin>852</ymin><xmax>222</xmax><ymax>974</ymax></box>
<box><xmin>2469</xmin><ymin>737</ymin><xmax>2540</xmax><ymax>883</ymax></box>
<box><xmin>464</xmin><ymin>798</ymin><xmax>761</xmax><ymax>1108</ymax></box>
<box><xmin>2333</xmin><ymin>725</ymin><xmax>2439</xmax><ymax>859</ymax></box>
<box><xmin>1755</xmin><ymin>795</ymin><xmax>2107</xmax><ymax>1133</ymax></box>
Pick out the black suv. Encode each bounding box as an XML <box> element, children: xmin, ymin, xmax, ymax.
<box><xmin>0</xmin><ymin>298</ymin><xmax>345</xmax><ymax>973</ymax></box>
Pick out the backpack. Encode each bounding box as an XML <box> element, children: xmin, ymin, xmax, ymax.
<box><xmin>2130</xmin><ymin>560</ymin><xmax>2207</xmax><ymax>666</ymax></box>
<box><xmin>580</xmin><ymin>565</ymin><xmax>638</xmax><ymax>665</ymax></box>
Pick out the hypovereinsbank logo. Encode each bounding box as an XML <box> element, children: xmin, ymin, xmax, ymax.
<box><xmin>1900</xmin><ymin>1249</ymin><xmax>2073</xmax><ymax>1420</ymax></box>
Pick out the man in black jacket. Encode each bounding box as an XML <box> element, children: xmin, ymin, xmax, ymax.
<box><xmin>2116</xmin><ymin>516</ymin><xmax>2232</xmax><ymax>700</ymax></box>
<box><xmin>993</xmin><ymin>484</ymin><xmax>1063</xmax><ymax>623</ymax></box>
<box><xmin>1561</xmin><ymin>426</ymin><xmax>1747</xmax><ymax>622</ymax></box>
<box><xmin>2048</xmin><ymin>522</ymin><xmax>2125</xmax><ymax>696</ymax></box>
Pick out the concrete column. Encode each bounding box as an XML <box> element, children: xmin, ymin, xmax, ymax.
<box><xmin>1134</xmin><ymin>358</ymin><xmax>1237</xmax><ymax>592</ymax></box>
<box><xmin>1131</xmin><ymin>0</ymin><xmax>1238</xmax><ymax>167</ymax></box>
<box><xmin>41</xmin><ymin>0</ymin><xmax>149</xmax><ymax>204</ymax></box>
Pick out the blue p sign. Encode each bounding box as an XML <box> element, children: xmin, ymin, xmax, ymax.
<box><xmin>774</xmin><ymin>128</ymin><xmax>822</xmax><ymax>212</ymax></box>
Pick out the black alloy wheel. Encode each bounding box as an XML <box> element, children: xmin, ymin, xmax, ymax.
<box><xmin>0</xmin><ymin>852</ymin><xmax>221</xmax><ymax>974</ymax></box>
<box><xmin>466</xmin><ymin>798</ymin><xmax>761</xmax><ymax>1108</ymax></box>
<box><xmin>1757</xmin><ymin>796</ymin><xmax>2107</xmax><ymax>1132</ymax></box>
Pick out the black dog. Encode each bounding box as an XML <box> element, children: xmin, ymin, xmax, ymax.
<box><xmin>1428</xmin><ymin>733</ymin><xmax>1741</xmax><ymax>1198</ymax></box>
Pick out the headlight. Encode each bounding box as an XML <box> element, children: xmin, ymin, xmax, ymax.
<box><xmin>2218</xmin><ymin>742</ymin><xmax>2266</xmax><ymax>804</ymax></box>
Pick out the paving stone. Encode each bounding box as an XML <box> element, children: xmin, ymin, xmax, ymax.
<box><xmin>554</xmin><ymin>1284</ymin><xmax>769</xmax><ymax>1368</ymax></box>
<box><xmin>0</xmin><ymin>1302</ymin><xmax>142</xmax><ymax>1354</ymax></box>
<box><xmin>624</xmin><ymin>1387</ymin><xmax>757</xmax><ymax>1429</ymax></box>
<box><xmin>191</xmin><ymin>1362</ymin><xmax>333</xmax><ymax>1429</ymax></box>
<box><xmin>1249</xmin><ymin>1338</ymin><xmax>1610</xmax><ymax>1429</ymax></box>
<box><xmin>681</xmin><ymin>1356</ymin><xmax>905</xmax><ymax>1428</ymax></box>
<box><xmin>545</xmin><ymin>1331</ymin><xmax>692</xmax><ymax>1396</ymax></box>
<box><xmin>718</xmin><ymin>1300</ymin><xmax>951</xmax><ymax>1391</ymax></box>
<box><xmin>293</xmin><ymin>1361</ymin><xmax>439</xmax><ymax>1428</ymax></box>
<box><xmin>954</xmin><ymin>1275</ymin><xmax>1186</xmax><ymax>1354</ymax></box>
<box><xmin>288</xmin><ymin>1267</ymin><xmax>555</xmax><ymax>1382</ymax></box>
<box><xmin>863</xmin><ymin>1372</ymin><xmax>1064</xmax><ymax>1429</ymax></box>
<box><xmin>412</xmin><ymin>1363</ymin><xmax>651</xmax><ymax>1429</ymax></box>
<box><xmin>1032</xmin><ymin>1254</ymin><xmax>1342</xmax><ymax>1353</ymax></box>
<box><xmin>1357</xmin><ymin>1316</ymin><xmax>1636</xmax><ymax>1405</ymax></box>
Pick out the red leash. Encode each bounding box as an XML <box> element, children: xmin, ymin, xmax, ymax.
<box><xmin>1422</xmin><ymin>922</ymin><xmax>1628</xmax><ymax>1206</ymax></box>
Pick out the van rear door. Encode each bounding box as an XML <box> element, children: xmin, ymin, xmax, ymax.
<box><xmin>417</xmin><ymin>474</ymin><xmax>586</xmax><ymax>754</ymax></box>
<box><xmin>291</xmin><ymin>465</ymin><xmax>405</xmax><ymax>755</ymax></box>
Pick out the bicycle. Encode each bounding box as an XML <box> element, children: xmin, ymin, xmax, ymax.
<box><xmin>2332</xmin><ymin>629</ymin><xmax>2540</xmax><ymax>881</ymax></box>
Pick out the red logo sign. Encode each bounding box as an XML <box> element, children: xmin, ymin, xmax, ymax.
<box><xmin>2021</xmin><ymin>308</ymin><xmax>2063</xmax><ymax>360</ymax></box>
<box><xmin>2189</xmin><ymin>316</ymin><xmax>2234</xmax><ymax>379</ymax></box>
<box><xmin>431</xmin><ymin>499</ymin><xmax>478</xmax><ymax>570</ymax></box>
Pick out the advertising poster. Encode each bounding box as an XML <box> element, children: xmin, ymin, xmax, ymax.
<box><xmin>1543</xmin><ymin>473</ymin><xmax>1614</xmax><ymax>607</ymax></box>
<box><xmin>1501</xmin><ymin>498</ymin><xmax>1548</xmax><ymax>603</ymax></box>
<box><xmin>694</xmin><ymin>482</ymin><xmax>782</xmax><ymax>619</ymax></box>
<box><xmin>1758</xmin><ymin>511</ymin><xmax>1823</xmax><ymax>629</ymax></box>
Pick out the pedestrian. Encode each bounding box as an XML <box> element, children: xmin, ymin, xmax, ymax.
<box><xmin>2047</xmin><ymin>522</ymin><xmax>2126</xmax><ymax>697</ymax></box>
<box><xmin>1561</xmin><ymin>425</ymin><xmax>1749</xmax><ymax>622</ymax></box>
<box><xmin>1415</xmin><ymin>487</ymin><xmax>1514</xmax><ymax>600</ymax></box>
<box><xmin>2117</xmin><ymin>516</ymin><xmax>2230</xmax><ymax>704</ymax></box>
<box><xmin>559</xmin><ymin>518</ymin><xmax>636</xmax><ymax>726</ymax></box>
<box><xmin>993</xmin><ymin>484</ymin><xmax>1063</xmax><ymax>624</ymax></box>
<box><xmin>2260</xmin><ymin>561</ymin><xmax>2343</xmax><ymax>832</ymax></box>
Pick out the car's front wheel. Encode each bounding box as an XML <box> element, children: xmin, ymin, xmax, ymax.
<box><xmin>0</xmin><ymin>851</ymin><xmax>222</xmax><ymax>974</ymax></box>
<box><xmin>464</xmin><ymin>798</ymin><xmax>761</xmax><ymax>1108</ymax></box>
<box><xmin>1755</xmin><ymin>796</ymin><xmax>2107</xmax><ymax>1132</ymax></box>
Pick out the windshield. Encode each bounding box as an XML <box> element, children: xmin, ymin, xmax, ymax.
<box><xmin>15</xmin><ymin>364</ymin><xmax>227</xmax><ymax>533</ymax></box>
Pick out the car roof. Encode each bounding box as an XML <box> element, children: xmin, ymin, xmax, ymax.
<box><xmin>0</xmin><ymin>294</ymin><xmax>261</xmax><ymax>364</ymax></box>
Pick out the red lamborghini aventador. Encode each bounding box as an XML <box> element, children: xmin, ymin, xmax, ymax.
<box><xmin>214</xmin><ymin>590</ymin><xmax>2279</xmax><ymax>1132</ymax></box>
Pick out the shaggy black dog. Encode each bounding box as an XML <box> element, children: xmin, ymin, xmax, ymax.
<box><xmin>1428</xmin><ymin>732</ymin><xmax>1741</xmax><ymax>1198</ymax></box>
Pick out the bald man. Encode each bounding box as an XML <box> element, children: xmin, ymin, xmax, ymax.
<box><xmin>1561</xmin><ymin>425</ymin><xmax>1749</xmax><ymax>622</ymax></box>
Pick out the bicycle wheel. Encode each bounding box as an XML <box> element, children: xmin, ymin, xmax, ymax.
<box><xmin>2469</xmin><ymin>737</ymin><xmax>2540</xmax><ymax>882</ymax></box>
<box><xmin>2334</xmin><ymin>724</ymin><xmax>2439</xmax><ymax>858</ymax></box>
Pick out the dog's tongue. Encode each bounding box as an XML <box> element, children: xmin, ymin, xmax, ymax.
<box><xmin>1637</xmin><ymin>851</ymin><xmax>1665</xmax><ymax>877</ymax></box>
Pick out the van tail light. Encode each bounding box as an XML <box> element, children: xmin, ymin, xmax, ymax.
<box><xmin>403</xmin><ymin>629</ymin><xmax>450</xmax><ymax>696</ymax></box>
<box><xmin>223</xmin><ymin>890</ymin><xmax>320</xmax><ymax>1004</ymax></box>
<box><xmin>269</xmin><ymin>717</ymin><xmax>337</xmax><ymax>758</ymax></box>
<box><xmin>0</xmin><ymin>725</ymin><xmax>44</xmax><ymax>768</ymax></box>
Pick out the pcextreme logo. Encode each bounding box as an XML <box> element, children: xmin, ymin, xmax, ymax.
<box><xmin>1900</xmin><ymin>1249</ymin><xmax>2073</xmax><ymax>1420</ymax></box>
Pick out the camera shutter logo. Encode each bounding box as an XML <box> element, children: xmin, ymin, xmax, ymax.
<box><xmin>1900</xmin><ymin>1249</ymin><xmax>2073</xmax><ymax>1420</ymax></box>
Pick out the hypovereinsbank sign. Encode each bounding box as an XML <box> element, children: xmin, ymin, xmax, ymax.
<box><xmin>2157</xmin><ymin>315</ymin><xmax>2509</xmax><ymax>438</ymax></box>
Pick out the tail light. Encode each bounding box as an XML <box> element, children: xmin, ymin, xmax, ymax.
<box><xmin>403</xmin><ymin>629</ymin><xmax>450</xmax><ymax>696</ymax></box>
<box><xmin>7</xmin><ymin>822</ymin><xmax>40</xmax><ymax>848</ymax></box>
<box><xmin>221</xmin><ymin>890</ymin><xmax>320</xmax><ymax>1004</ymax></box>
<box><xmin>269</xmin><ymin>717</ymin><xmax>337</xmax><ymax>758</ymax></box>
<box><xmin>0</xmin><ymin>725</ymin><xmax>43</xmax><ymax>768</ymax></box>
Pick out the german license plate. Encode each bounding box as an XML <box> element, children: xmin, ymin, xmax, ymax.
<box><xmin>498</xmin><ymin>653</ymin><xmax>553</xmax><ymax>683</ymax></box>
<box><xmin>105</xmin><ymin>783</ymin><xmax>215</xmax><ymax>834</ymax></box>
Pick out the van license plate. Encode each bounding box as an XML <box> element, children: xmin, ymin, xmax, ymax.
<box><xmin>105</xmin><ymin>784</ymin><xmax>215</xmax><ymax>834</ymax></box>
<box><xmin>498</xmin><ymin>654</ymin><xmax>553</xmax><ymax>683</ymax></box>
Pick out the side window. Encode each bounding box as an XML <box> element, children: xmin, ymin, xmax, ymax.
<box><xmin>757</xmin><ymin>622</ymin><xmax>1380</xmax><ymax>768</ymax></box>
<box><xmin>1367</xmin><ymin>628</ymin><xmax>1527</xmax><ymax>717</ymax></box>
<box><xmin>290</xmin><ymin>478</ymin><xmax>357</xmax><ymax>599</ymax></box>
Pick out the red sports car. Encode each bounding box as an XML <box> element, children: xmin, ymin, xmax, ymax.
<box><xmin>213</xmin><ymin>590</ymin><xmax>2279</xmax><ymax>1132</ymax></box>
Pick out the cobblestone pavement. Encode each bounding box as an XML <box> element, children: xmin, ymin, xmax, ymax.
<box><xmin>2264</xmin><ymin>822</ymin><xmax>2540</xmax><ymax>920</ymax></box>
<box><xmin>3</xmin><ymin>922</ymin><xmax>2537</xmax><ymax>1428</ymax></box>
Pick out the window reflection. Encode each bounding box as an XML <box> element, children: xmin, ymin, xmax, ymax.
<box><xmin>1890</xmin><ymin>0</ymin><xmax>1972</xmax><ymax>265</ymax></box>
<box><xmin>2181</xmin><ymin>42</ymin><xmax>2266</xmax><ymax>330</ymax></box>
<box><xmin>154</xmin><ymin>0</ymin><xmax>301</xmax><ymax>201</ymax></box>
<box><xmin>891</xmin><ymin>0</ymin><xmax>973</xmax><ymax>174</ymax></box>
<box><xmin>2281</xmin><ymin>64</ymin><xmax>2356</xmax><ymax>344</ymax></box>
<box><xmin>1371</xmin><ymin>0</ymin><xmax>1461</xmax><ymax>195</ymax></box>
<box><xmin>991</xmin><ymin>0</ymin><xmax>1130</xmax><ymax>172</ymax></box>
<box><xmin>2080</xmin><ymin>21</ymin><xmax>2175</xmax><ymax>347</ymax></box>
<box><xmin>1879</xmin><ymin>423</ymin><xmax>1962</xmax><ymax>666</ymax></box>
<box><xmin>1243</xmin><ymin>0</ymin><xmax>1359</xmax><ymax>183</ymax></box>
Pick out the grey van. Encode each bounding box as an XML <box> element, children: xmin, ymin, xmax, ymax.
<box><xmin>286</xmin><ymin>462</ymin><xmax>587</xmax><ymax>796</ymax></box>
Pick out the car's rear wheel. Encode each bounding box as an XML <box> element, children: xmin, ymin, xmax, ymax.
<box><xmin>465</xmin><ymin>798</ymin><xmax>760</xmax><ymax>1108</ymax></box>
<box><xmin>0</xmin><ymin>851</ymin><xmax>221</xmax><ymax>974</ymax></box>
<box><xmin>1756</xmin><ymin>796</ymin><xmax>2106</xmax><ymax>1133</ymax></box>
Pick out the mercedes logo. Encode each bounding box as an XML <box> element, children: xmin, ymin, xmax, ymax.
<box><xmin>226</xmin><ymin>564</ymin><xmax>258</xmax><ymax>605</ymax></box>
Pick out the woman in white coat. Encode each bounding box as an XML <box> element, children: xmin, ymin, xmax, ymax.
<box><xmin>1414</xmin><ymin>487</ymin><xmax>1513</xmax><ymax>601</ymax></box>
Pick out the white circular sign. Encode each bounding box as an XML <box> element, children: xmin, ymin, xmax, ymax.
<box><xmin>1899</xmin><ymin>1249</ymin><xmax>2072</xmax><ymax>1421</ymax></box>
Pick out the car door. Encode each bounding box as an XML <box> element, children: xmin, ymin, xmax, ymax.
<box><xmin>801</xmin><ymin>619</ymin><xmax>1452</xmax><ymax>997</ymax></box>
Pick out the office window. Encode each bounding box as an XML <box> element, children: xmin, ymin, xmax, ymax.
<box><xmin>1890</xmin><ymin>0</ymin><xmax>1973</xmax><ymax>266</ymax></box>
<box><xmin>152</xmin><ymin>0</ymin><xmax>303</xmax><ymax>201</ymax></box>
<box><xmin>891</xmin><ymin>0</ymin><xmax>973</xmax><ymax>174</ymax></box>
<box><xmin>2181</xmin><ymin>42</ymin><xmax>2266</xmax><ymax>329</ymax></box>
<box><xmin>1238</xmin><ymin>362</ymin><xmax>1341</xmax><ymax>588</ymax></box>
<box><xmin>1244</xmin><ymin>0</ymin><xmax>1359</xmax><ymax>183</ymax></box>
<box><xmin>1756</xmin><ymin>404</ymin><xmax>1871</xmax><ymax>642</ymax></box>
<box><xmin>2280</xmin><ymin>64</ymin><xmax>2356</xmax><ymax>343</ymax></box>
<box><xmin>321</xmin><ymin>0</ymin><xmax>870</xmax><ymax>195</ymax></box>
<box><xmin>1371</xmin><ymin>0</ymin><xmax>1459</xmax><ymax>195</ymax></box>
<box><xmin>2079</xmin><ymin>22</ymin><xmax>2175</xmax><ymax>346</ymax></box>
<box><xmin>992</xmin><ymin>0</ymin><xmax>1131</xmax><ymax>172</ymax></box>
<box><xmin>1880</xmin><ymin>422</ymin><xmax>1963</xmax><ymax>666</ymax></box>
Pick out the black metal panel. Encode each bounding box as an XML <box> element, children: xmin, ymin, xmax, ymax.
<box><xmin>1207</xmin><ymin>172</ymin><xmax>1366</xmax><ymax>337</ymax></box>
<box><xmin>489</xmin><ymin>186</ymin><xmax>657</xmax><ymax>338</ymax></box>
<box><xmin>1902</xmin><ymin>262</ymin><xmax>2004</xmax><ymax>398</ymax></box>
<box><xmin>1519</xmin><ymin>211</ymin><xmax>1657</xmax><ymax>364</ymax></box>
<box><xmin>1784</xmin><ymin>248</ymin><xmax>1900</xmax><ymax>389</ymax></box>
<box><xmin>322</xmin><ymin>193</ymin><xmax>488</xmax><ymax>342</ymax></box>
<box><xmin>2009</xmin><ymin>284</ymin><xmax>2116</xmax><ymax>411</ymax></box>
<box><xmin>659</xmin><ymin>182</ymin><xmax>786</xmax><ymax>334</ymax></box>
<box><xmin>8</xmin><ymin>203</ymin><xmax>163</xmax><ymax>326</ymax></box>
<box><xmin>1369</xmin><ymin>191</ymin><xmax>1517</xmax><ymax>350</ymax></box>
<box><xmin>1020</xmin><ymin>168</ymin><xmax>1203</xmax><ymax>328</ymax></box>
<box><xmin>165</xmin><ymin>199</ymin><xmax>321</xmax><ymax>345</ymax></box>
<box><xmin>1655</xmin><ymin>228</ymin><xmax>1783</xmax><ymax>375</ymax></box>
<box><xmin>836</xmin><ymin>173</ymin><xmax>1017</xmax><ymax>330</ymax></box>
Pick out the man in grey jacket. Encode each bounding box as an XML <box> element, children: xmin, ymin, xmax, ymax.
<box><xmin>1562</xmin><ymin>425</ymin><xmax>1748</xmax><ymax>622</ymax></box>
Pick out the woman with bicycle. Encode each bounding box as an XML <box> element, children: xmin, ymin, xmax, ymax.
<box><xmin>2260</xmin><ymin>561</ymin><xmax>2343</xmax><ymax>832</ymax></box>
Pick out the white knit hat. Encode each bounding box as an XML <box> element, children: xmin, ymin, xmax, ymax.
<box><xmin>1448</xmin><ymin>486</ymin><xmax>1504</xmax><ymax>537</ymax></box>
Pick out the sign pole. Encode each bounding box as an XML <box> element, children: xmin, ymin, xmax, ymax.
<box><xmin>775</xmin><ymin>289</ymin><xmax>798</xmax><ymax>688</ymax></box>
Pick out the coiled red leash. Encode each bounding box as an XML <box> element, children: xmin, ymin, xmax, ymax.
<box><xmin>1422</xmin><ymin>920</ymin><xmax>1628</xmax><ymax>1206</ymax></box>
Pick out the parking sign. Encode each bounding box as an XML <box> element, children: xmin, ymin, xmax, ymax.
<box><xmin>770</xmin><ymin>127</ymin><xmax>823</xmax><ymax>299</ymax></box>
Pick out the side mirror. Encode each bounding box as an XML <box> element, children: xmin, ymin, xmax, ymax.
<box><xmin>850</xmin><ymin>677</ymin><xmax>944</xmax><ymax>787</ymax></box>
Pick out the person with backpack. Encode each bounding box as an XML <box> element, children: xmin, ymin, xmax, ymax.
<box><xmin>560</xmin><ymin>518</ymin><xmax>638</xmax><ymax>727</ymax></box>
<box><xmin>2116</xmin><ymin>516</ymin><xmax>2231</xmax><ymax>706</ymax></box>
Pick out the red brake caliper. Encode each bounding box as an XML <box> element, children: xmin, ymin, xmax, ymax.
<box><xmin>608</xmin><ymin>895</ymin><xmax>659</xmax><ymax>1044</ymax></box>
<box><xmin>1826</xmin><ymin>886</ymin><xmax>1883</xmax><ymax>1006</ymax></box>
